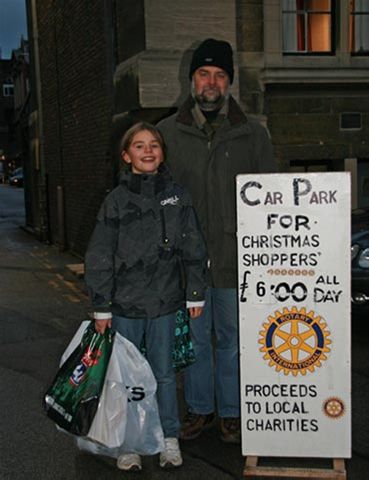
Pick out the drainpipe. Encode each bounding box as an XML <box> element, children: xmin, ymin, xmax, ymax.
<box><xmin>30</xmin><ymin>0</ymin><xmax>50</xmax><ymax>241</ymax></box>
<box><xmin>57</xmin><ymin>185</ymin><xmax>66</xmax><ymax>250</ymax></box>
<box><xmin>54</xmin><ymin>18</ymin><xmax>67</xmax><ymax>251</ymax></box>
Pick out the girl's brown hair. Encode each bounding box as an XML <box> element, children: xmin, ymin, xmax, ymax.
<box><xmin>120</xmin><ymin>122</ymin><xmax>166</xmax><ymax>160</ymax></box>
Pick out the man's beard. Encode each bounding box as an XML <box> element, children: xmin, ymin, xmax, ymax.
<box><xmin>191</xmin><ymin>81</ymin><xmax>229</xmax><ymax>112</ymax></box>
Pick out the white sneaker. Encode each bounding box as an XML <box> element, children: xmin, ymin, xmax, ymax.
<box><xmin>159</xmin><ymin>437</ymin><xmax>183</xmax><ymax>468</ymax></box>
<box><xmin>117</xmin><ymin>453</ymin><xmax>142</xmax><ymax>471</ymax></box>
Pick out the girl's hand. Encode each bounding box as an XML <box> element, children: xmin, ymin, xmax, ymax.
<box><xmin>94</xmin><ymin>318</ymin><xmax>112</xmax><ymax>334</ymax></box>
<box><xmin>188</xmin><ymin>306</ymin><xmax>203</xmax><ymax>319</ymax></box>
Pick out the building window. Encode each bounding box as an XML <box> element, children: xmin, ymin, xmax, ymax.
<box><xmin>3</xmin><ymin>84</ymin><xmax>14</xmax><ymax>97</ymax></box>
<box><xmin>282</xmin><ymin>0</ymin><xmax>333</xmax><ymax>54</ymax></box>
<box><xmin>350</xmin><ymin>0</ymin><xmax>369</xmax><ymax>54</ymax></box>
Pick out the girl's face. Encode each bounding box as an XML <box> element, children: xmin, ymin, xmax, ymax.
<box><xmin>122</xmin><ymin>130</ymin><xmax>163</xmax><ymax>175</ymax></box>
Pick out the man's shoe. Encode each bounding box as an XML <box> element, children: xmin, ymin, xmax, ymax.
<box><xmin>180</xmin><ymin>411</ymin><xmax>216</xmax><ymax>440</ymax></box>
<box><xmin>159</xmin><ymin>437</ymin><xmax>183</xmax><ymax>468</ymax></box>
<box><xmin>220</xmin><ymin>417</ymin><xmax>241</xmax><ymax>444</ymax></box>
<box><xmin>117</xmin><ymin>453</ymin><xmax>142</xmax><ymax>471</ymax></box>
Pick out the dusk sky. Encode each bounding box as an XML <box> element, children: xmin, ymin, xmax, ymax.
<box><xmin>0</xmin><ymin>0</ymin><xmax>28</xmax><ymax>59</ymax></box>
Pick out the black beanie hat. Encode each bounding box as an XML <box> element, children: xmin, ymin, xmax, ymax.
<box><xmin>189</xmin><ymin>38</ymin><xmax>234</xmax><ymax>84</ymax></box>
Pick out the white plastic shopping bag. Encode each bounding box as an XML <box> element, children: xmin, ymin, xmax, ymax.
<box><xmin>75</xmin><ymin>328</ymin><xmax>164</xmax><ymax>456</ymax></box>
<box><xmin>85</xmin><ymin>332</ymin><xmax>127</xmax><ymax>448</ymax></box>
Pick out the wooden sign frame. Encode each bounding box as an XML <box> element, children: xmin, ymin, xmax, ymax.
<box><xmin>244</xmin><ymin>456</ymin><xmax>346</xmax><ymax>479</ymax></box>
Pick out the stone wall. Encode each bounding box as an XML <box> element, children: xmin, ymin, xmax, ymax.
<box><xmin>114</xmin><ymin>0</ymin><xmax>238</xmax><ymax>112</ymax></box>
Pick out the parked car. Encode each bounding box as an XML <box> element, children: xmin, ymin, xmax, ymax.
<box><xmin>9</xmin><ymin>167</ymin><xmax>24</xmax><ymax>187</ymax></box>
<box><xmin>351</xmin><ymin>208</ymin><xmax>369</xmax><ymax>315</ymax></box>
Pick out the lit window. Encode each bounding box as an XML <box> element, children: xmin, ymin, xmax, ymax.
<box><xmin>350</xmin><ymin>0</ymin><xmax>369</xmax><ymax>54</ymax></box>
<box><xmin>3</xmin><ymin>84</ymin><xmax>14</xmax><ymax>97</ymax></box>
<box><xmin>282</xmin><ymin>0</ymin><xmax>333</xmax><ymax>54</ymax></box>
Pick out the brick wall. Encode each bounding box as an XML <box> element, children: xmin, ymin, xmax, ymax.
<box><xmin>36</xmin><ymin>0</ymin><xmax>115</xmax><ymax>255</ymax></box>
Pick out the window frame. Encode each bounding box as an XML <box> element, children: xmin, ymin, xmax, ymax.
<box><xmin>350</xmin><ymin>1</ymin><xmax>369</xmax><ymax>56</ymax></box>
<box><xmin>263</xmin><ymin>0</ymin><xmax>369</xmax><ymax>76</ymax></box>
<box><xmin>282</xmin><ymin>0</ymin><xmax>335</xmax><ymax>56</ymax></box>
<box><xmin>2</xmin><ymin>84</ymin><xmax>14</xmax><ymax>97</ymax></box>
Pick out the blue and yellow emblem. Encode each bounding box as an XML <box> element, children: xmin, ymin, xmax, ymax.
<box><xmin>259</xmin><ymin>306</ymin><xmax>331</xmax><ymax>376</ymax></box>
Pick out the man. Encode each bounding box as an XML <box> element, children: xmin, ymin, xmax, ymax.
<box><xmin>157</xmin><ymin>38</ymin><xmax>276</xmax><ymax>444</ymax></box>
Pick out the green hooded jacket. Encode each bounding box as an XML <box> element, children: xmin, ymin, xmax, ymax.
<box><xmin>158</xmin><ymin>95</ymin><xmax>277</xmax><ymax>288</ymax></box>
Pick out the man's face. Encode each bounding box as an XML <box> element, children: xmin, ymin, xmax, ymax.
<box><xmin>192</xmin><ymin>66</ymin><xmax>230</xmax><ymax>108</ymax></box>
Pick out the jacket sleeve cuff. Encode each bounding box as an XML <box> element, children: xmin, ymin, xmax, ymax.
<box><xmin>93</xmin><ymin>312</ymin><xmax>113</xmax><ymax>320</ymax></box>
<box><xmin>186</xmin><ymin>300</ymin><xmax>205</xmax><ymax>308</ymax></box>
<box><xmin>186</xmin><ymin>287</ymin><xmax>205</xmax><ymax>302</ymax></box>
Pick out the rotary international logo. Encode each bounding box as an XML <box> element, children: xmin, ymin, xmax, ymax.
<box><xmin>323</xmin><ymin>397</ymin><xmax>345</xmax><ymax>419</ymax></box>
<box><xmin>259</xmin><ymin>306</ymin><xmax>331</xmax><ymax>376</ymax></box>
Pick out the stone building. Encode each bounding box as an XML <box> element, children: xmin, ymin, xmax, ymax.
<box><xmin>26</xmin><ymin>0</ymin><xmax>369</xmax><ymax>255</ymax></box>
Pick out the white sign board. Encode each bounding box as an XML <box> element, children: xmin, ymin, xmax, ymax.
<box><xmin>236</xmin><ymin>172</ymin><xmax>351</xmax><ymax>458</ymax></box>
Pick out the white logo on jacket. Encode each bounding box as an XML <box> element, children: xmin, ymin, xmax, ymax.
<box><xmin>160</xmin><ymin>195</ymin><xmax>179</xmax><ymax>206</ymax></box>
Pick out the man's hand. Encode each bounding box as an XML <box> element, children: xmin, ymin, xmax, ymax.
<box><xmin>188</xmin><ymin>306</ymin><xmax>203</xmax><ymax>319</ymax></box>
<box><xmin>94</xmin><ymin>318</ymin><xmax>112</xmax><ymax>334</ymax></box>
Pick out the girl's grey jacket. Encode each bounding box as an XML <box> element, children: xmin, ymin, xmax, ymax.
<box><xmin>84</xmin><ymin>164</ymin><xmax>207</xmax><ymax>319</ymax></box>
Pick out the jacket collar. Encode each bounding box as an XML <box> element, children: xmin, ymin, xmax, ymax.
<box><xmin>176</xmin><ymin>94</ymin><xmax>248</xmax><ymax>127</ymax></box>
<box><xmin>119</xmin><ymin>163</ymin><xmax>171</xmax><ymax>196</ymax></box>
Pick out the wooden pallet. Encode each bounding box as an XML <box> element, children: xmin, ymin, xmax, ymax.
<box><xmin>244</xmin><ymin>456</ymin><xmax>346</xmax><ymax>479</ymax></box>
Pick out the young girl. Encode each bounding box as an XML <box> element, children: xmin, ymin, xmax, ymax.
<box><xmin>84</xmin><ymin>122</ymin><xmax>207</xmax><ymax>471</ymax></box>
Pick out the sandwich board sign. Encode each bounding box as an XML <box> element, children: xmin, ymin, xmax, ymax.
<box><xmin>236</xmin><ymin>172</ymin><xmax>351</xmax><ymax>459</ymax></box>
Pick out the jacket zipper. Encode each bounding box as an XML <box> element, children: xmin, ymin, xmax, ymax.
<box><xmin>206</xmin><ymin>132</ymin><xmax>214</xmax><ymax>272</ymax></box>
<box><xmin>160</xmin><ymin>209</ymin><xmax>169</xmax><ymax>244</ymax></box>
